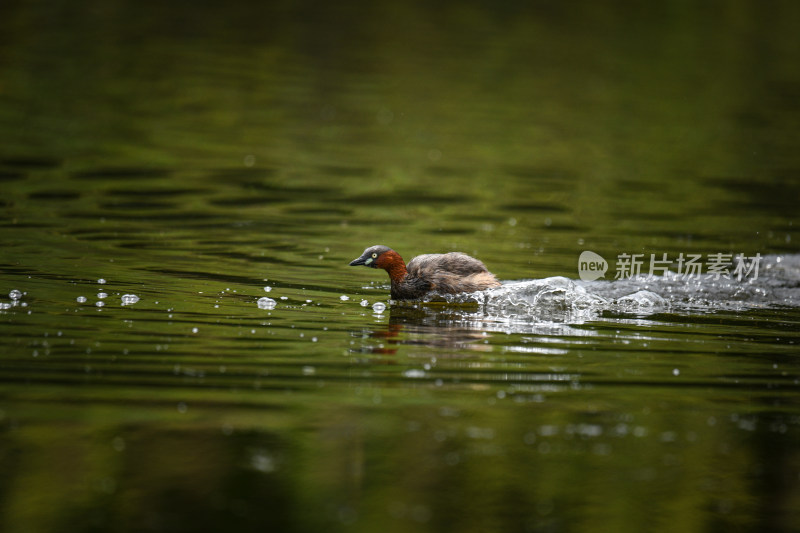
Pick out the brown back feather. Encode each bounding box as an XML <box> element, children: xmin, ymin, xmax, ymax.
<box><xmin>405</xmin><ymin>252</ymin><xmax>499</xmax><ymax>295</ymax></box>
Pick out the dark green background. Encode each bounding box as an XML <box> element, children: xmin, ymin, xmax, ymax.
<box><xmin>2</xmin><ymin>1</ymin><xmax>799</xmax><ymax>532</ymax></box>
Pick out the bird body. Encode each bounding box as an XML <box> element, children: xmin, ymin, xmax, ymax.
<box><xmin>349</xmin><ymin>245</ymin><xmax>500</xmax><ymax>300</ymax></box>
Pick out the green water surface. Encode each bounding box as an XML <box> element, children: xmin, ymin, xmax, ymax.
<box><xmin>2</xmin><ymin>2</ymin><xmax>800</xmax><ymax>532</ymax></box>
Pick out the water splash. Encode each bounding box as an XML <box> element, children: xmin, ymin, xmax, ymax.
<box><xmin>423</xmin><ymin>254</ymin><xmax>800</xmax><ymax>321</ymax></box>
<box><xmin>1</xmin><ymin>289</ymin><xmax>24</xmax><ymax>310</ymax></box>
<box><xmin>581</xmin><ymin>254</ymin><xmax>800</xmax><ymax>312</ymax></box>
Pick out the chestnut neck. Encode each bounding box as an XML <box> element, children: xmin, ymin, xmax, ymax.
<box><xmin>378</xmin><ymin>250</ymin><xmax>408</xmax><ymax>283</ymax></box>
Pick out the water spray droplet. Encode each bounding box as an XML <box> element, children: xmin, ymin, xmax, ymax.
<box><xmin>257</xmin><ymin>297</ymin><xmax>277</xmax><ymax>310</ymax></box>
<box><xmin>121</xmin><ymin>294</ymin><xmax>140</xmax><ymax>306</ymax></box>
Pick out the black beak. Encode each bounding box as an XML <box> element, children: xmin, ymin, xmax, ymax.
<box><xmin>349</xmin><ymin>255</ymin><xmax>367</xmax><ymax>266</ymax></box>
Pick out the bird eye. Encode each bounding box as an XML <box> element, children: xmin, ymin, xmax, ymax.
<box><xmin>371</xmin><ymin>253</ymin><xmax>377</xmax><ymax>258</ymax></box>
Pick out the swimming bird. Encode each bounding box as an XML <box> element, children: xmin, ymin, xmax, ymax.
<box><xmin>349</xmin><ymin>245</ymin><xmax>501</xmax><ymax>300</ymax></box>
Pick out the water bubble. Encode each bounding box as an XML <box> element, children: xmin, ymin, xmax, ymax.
<box><xmin>250</xmin><ymin>450</ymin><xmax>276</xmax><ymax>473</ymax></box>
<box><xmin>376</xmin><ymin>107</ymin><xmax>394</xmax><ymax>125</ymax></box>
<box><xmin>9</xmin><ymin>290</ymin><xmax>22</xmax><ymax>300</ymax></box>
<box><xmin>97</xmin><ymin>292</ymin><xmax>108</xmax><ymax>299</ymax></box>
<box><xmin>112</xmin><ymin>437</ymin><xmax>126</xmax><ymax>452</ymax></box>
<box><xmin>76</xmin><ymin>296</ymin><xmax>87</xmax><ymax>303</ymax></box>
<box><xmin>121</xmin><ymin>294</ymin><xmax>140</xmax><ymax>306</ymax></box>
<box><xmin>339</xmin><ymin>295</ymin><xmax>349</xmax><ymax>301</ymax></box>
<box><xmin>360</xmin><ymin>299</ymin><xmax>369</xmax><ymax>307</ymax></box>
<box><xmin>0</xmin><ymin>302</ymin><xmax>12</xmax><ymax>310</ymax></box>
<box><xmin>672</xmin><ymin>368</ymin><xmax>680</xmax><ymax>376</ymax></box>
<box><xmin>466</xmin><ymin>426</ymin><xmax>496</xmax><ymax>440</ymax></box>
<box><xmin>538</xmin><ymin>425</ymin><xmax>559</xmax><ymax>437</ymax></box>
<box><xmin>372</xmin><ymin>302</ymin><xmax>386</xmax><ymax>314</ymax></box>
<box><xmin>98</xmin><ymin>278</ymin><xmax>107</xmax><ymax>284</ymax></box>
<box><xmin>257</xmin><ymin>297</ymin><xmax>277</xmax><ymax>310</ymax></box>
<box><xmin>263</xmin><ymin>286</ymin><xmax>272</xmax><ymax>292</ymax></box>
<box><xmin>95</xmin><ymin>301</ymin><xmax>105</xmax><ymax>308</ymax></box>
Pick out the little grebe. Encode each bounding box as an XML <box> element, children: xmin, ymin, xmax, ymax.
<box><xmin>349</xmin><ymin>245</ymin><xmax>501</xmax><ymax>300</ymax></box>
